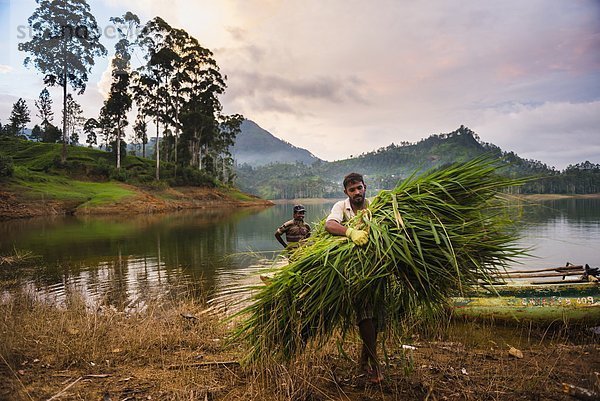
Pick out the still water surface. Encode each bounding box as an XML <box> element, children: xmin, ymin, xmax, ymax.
<box><xmin>1</xmin><ymin>199</ymin><xmax>599</xmax><ymax>308</ymax></box>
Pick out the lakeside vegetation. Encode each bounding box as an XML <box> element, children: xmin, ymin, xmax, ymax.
<box><xmin>0</xmin><ymin>135</ymin><xmax>217</xmax><ymax>188</ymax></box>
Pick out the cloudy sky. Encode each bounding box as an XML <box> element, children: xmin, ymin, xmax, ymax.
<box><xmin>1</xmin><ymin>0</ymin><xmax>599</xmax><ymax>170</ymax></box>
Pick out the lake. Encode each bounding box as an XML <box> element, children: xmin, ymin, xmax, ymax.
<box><xmin>1</xmin><ymin>198</ymin><xmax>599</xmax><ymax>309</ymax></box>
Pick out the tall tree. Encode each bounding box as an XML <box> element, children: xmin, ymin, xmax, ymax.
<box><xmin>215</xmin><ymin>114</ymin><xmax>243</xmax><ymax>183</ymax></box>
<box><xmin>133</xmin><ymin>17</ymin><xmax>243</xmax><ymax>184</ymax></box>
<box><xmin>101</xmin><ymin>12</ymin><xmax>139</xmax><ymax>169</ymax></box>
<box><xmin>9</xmin><ymin>98</ymin><xmax>31</xmax><ymax>136</ymax></box>
<box><xmin>133</xmin><ymin>113</ymin><xmax>148</xmax><ymax>158</ymax></box>
<box><xmin>63</xmin><ymin>94</ymin><xmax>84</xmax><ymax>145</ymax></box>
<box><xmin>98</xmin><ymin>94</ymin><xmax>127</xmax><ymax>166</ymax></box>
<box><xmin>132</xmin><ymin>71</ymin><xmax>160</xmax><ymax>173</ymax></box>
<box><xmin>34</xmin><ymin>87</ymin><xmax>54</xmax><ymax>141</ymax></box>
<box><xmin>97</xmin><ymin>107</ymin><xmax>113</xmax><ymax>150</ymax></box>
<box><xmin>134</xmin><ymin>17</ymin><xmax>178</xmax><ymax>180</ymax></box>
<box><xmin>83</xmin><ymin>118</ymin><xmax>98</xmax><ymax>147</ymax></box>
<box><xmin>175</xmin><ymin>31</ymin><xmax>225</xmax><ymax>171</ymax></box>
<box><xmin>20</xmin><ymin>0</ymin><xmax>107</xmax><ymax>162</ymax></box>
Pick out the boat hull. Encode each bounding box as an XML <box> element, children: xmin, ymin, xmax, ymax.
<box><xmin>451</xmin><ymin>282</ymin><xmax>600</xmax><ymax>324</ymax></box>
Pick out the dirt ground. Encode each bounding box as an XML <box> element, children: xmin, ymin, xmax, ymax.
<box><xmin>1</xmin><ymin>292</ymin><xmax>599</xmax><ymax>401</ymax></box>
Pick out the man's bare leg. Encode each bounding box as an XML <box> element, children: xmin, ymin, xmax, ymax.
<box><xmin>358</xmin><ymin>318</ymin><xmax>383</xmax><ymax>383</ymax></box>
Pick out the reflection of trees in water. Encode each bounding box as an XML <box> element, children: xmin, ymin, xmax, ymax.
<box><xmin>4</xmin><ymin>209</ymin><xmax>268</xmax><ymax>307</ymax></box>
<box><xmin>101</xmin><ymin>246</ymin><xmax>129</xmax><ymax>308</ymax></box>
<box><xmin>158</xmin><ymin>218</ymin><xmax>240</xmax><ymax>299</ymax></box>
<box><xmin>0</xmin><ymin>209</ymin><xmax>261</xmax><ymax>262</ymax></box>
<box><xmin>511</xmin><ymin>198</ymin><xmax>600</xmax><ymax>224</ymax></box>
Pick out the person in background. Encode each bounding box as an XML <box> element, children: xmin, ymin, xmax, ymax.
<box><xmin>274</xmin><ymin>204</ymin><xmax>311</xmax><ymax>249</ymax></box>
<box><xmin>324</xmin><ymin>172</ymin><xmax>383</xmax><ymax>384</ymax></box>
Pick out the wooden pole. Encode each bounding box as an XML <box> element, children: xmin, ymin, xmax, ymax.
<box><xmin>501</xmin><ymin>265</ymin><xmax>583</xmax><ymax>274</ymax></box>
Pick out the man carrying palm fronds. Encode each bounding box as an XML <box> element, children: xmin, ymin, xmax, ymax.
<box><xmin>231</xmin><ymin>158</ymin><xmax>526</xmax><ymax>387</ymax></box>
<box><xmin>325</xmin><ymin>172</ymin><xmax>383</xmax><ymax>384</ymax></box>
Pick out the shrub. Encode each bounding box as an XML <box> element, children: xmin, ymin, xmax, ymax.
<box><xmin>132</xmin><ymin>173</ymin><xmax>155</xmax><ymax>184</ymax></box>
<box><xmin>109</xmin><ymin>167</ymin><xmax>129</xmax><ymax>182</ymax></box>
<box><xmin>170</xmin><ymin>166</ymin><xmax>216</xmax><ymax>187</ymax></box>
<box><xmin>90</xmin><ymin>158</ymin><xmax>111</xmax><ymax>178</ymax></box>
<box><xmin>0</xmin><ymin>154</ymin><xmax>14</xmax><ymax>177</ymax></box>
<box><xmin>62</xmin><ymin>159</ymin><xmax>85</xmax><ymax>175</ymax></box>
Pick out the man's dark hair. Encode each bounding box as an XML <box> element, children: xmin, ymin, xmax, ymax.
<box><xmin>343</xmin><ymin>172</ymin><xmax>364</xmax><ymax>189</ymax></box>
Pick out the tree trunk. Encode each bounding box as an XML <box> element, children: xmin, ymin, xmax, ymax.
<box><xmin>189</xmin><ymin>134</ymin><xmax>194</xmax><ymax>168</ymax></box>
<box><xmin>174</xmin><ymin>88</ymin><xmax>179</xmax><ymax>177</ymax></box>
<box><xmin>61</xmin><ymin>67</ymin><xmax>67</xmax><ymax>164</ymax></box>
<box><xmin>222</xmin><ymin>156</ymin><xmax>226</xmax><ymax>182</ymax></box>
<box><xmin>155</xmin><ymin>114</ymin><xmax>160</xmax><ymax>180</ymax></box>
<box><xmin>198</xmin><ymin>128</ymin><xmax>202</xmax><ymax>171</ymax></box>
<box><xmin>116</xmin><ymin>118</ymin><xmax>121</xmax><ymax>169</ymax></box>
<box><xmin>198</xmin><ymin>145</ymin><xmax>203</xmax><ymax>171</ymax></box>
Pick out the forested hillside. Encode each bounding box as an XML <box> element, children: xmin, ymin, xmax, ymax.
<box><xmin>231</xmin><ymin>120</ymin><xmax>320</xmax><ymax>167</ymax></box>
<box><xmin>235</xmin><ymin>126</ymin><xmax>600</xmax><ymax>199</ymax></box>
<box><xmin>0</xmin><ymin>135</ymin><xmax>267</xmax><ymax>220</ymax></box>
<box><xmin>0</xmin><ymin>136</ymin><xmax>218</xmax><ymax>189</ymax></box>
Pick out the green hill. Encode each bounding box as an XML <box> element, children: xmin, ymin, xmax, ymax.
<box><xmin>0</xmin><ymin>135</ymin><xmax>219</xmax><ymax>186</ymax></box>
<box><xmin>235</xmin><ymin>126</ymin><xmax>600</xmax><ymax>199</ymax></box>
<box><xmin>0</xmin><ymin>136</ymin><xmax>268</xmax><ymax>219</ymax></box>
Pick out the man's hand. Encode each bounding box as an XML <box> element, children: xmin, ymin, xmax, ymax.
<box><xmin>345</xmin><ymin>228</ymin><xmax>368</xmax><ymax>246</ymax></box>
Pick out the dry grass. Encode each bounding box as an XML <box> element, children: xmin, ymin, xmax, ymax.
<box><xmin>0</xmin><ymin>290</ymin><xmax>236</xmax><ymax>400</ymax></box>
<box><xmin>1</xmin><ymin>290</ymin><xmax>599</xmax><ymax>401</ymax></box>
<box><xmin>0</xmin><ymin>249</ymin><xmax>37</xmax><ymax>267</ymax></box>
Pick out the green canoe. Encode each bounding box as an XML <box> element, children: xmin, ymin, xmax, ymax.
<box><xmin>451</xmin><ymin>265</ymin><xmax>600</xmax><ymax>324</ymax></box>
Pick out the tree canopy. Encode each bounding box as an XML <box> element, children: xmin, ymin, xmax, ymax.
<box><xmin>9</xmin><ymin>98</ymin><xmax>31</xmax><ymax>136</ymax></box>
<box><xmin>20</xmin><ymin>0</ymin><xmax>107</xmax><ymax>162</ymax></box>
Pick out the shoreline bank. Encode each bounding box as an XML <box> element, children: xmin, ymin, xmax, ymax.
<box><xmin>0</xmin><ymin>185</ymin><xmax>274</xmax><ymax>221</ymax></box>
<box><xmin>516</xmin><ymin>193</ymin><xmax>600</xmax><ymax>201</ymax></box>
<box><xmin>3</xmin><ymin>189</ymin><xmax>598</xmax><ymax>221</ymax></box>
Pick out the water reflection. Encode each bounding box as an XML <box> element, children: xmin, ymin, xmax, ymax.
<box><xmin>1</xmin><ymin>207</ymin><xmax>276</xmax><ymax>308</ymax></box>
<box><xmin>1</xmin><ymin>199</ymin><xmax>598</xmax><ymax>308</ymax></box>
<box><xmin>513</xmin><ymin>198</ymin><xmax>600</xmax><ymax>269</ymax></box>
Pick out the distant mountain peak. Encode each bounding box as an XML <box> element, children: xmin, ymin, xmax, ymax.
<box><xmin>231</xmin><ymin>119</ymin><xmax>321</xmax><ymax>167</ymax></box>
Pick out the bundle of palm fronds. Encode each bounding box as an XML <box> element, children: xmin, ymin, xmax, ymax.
<box><xmin>230</xmin><ymin>158</ymin><xmax>528</xmax><ymax>363</ymax></box>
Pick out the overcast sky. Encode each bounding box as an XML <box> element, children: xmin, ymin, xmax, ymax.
<box><xmin>1</xmin><ymin>0</ymin><xmax>599</xmax><ymax>170</ymax></box>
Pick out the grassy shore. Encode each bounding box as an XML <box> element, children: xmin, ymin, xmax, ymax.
<box><xmin>0</xmin><ymin>137</ymin><xmax>273</xmax><ymax>220</ymax></box>
<box><xmin>1</xmin><ymin>286</ymin><xmax>599</xmax><ymax>401</ymax></box>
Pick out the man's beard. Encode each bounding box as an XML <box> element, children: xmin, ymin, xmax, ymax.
<box><xmin>351</xmin><ymin>194</ymin><xmax>364</xmax><ymax>206</ymax></box>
